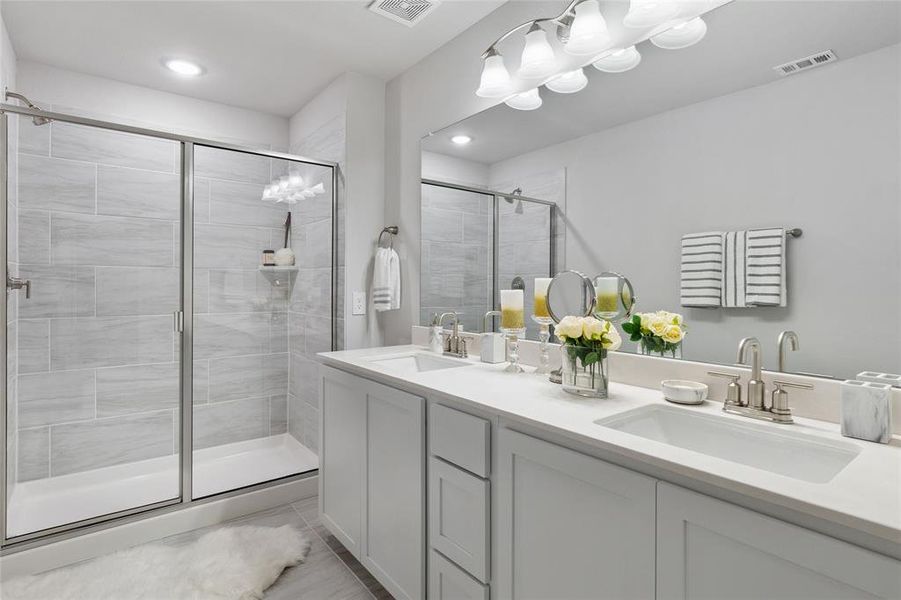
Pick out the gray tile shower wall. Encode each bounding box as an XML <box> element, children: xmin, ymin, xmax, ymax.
<box><xmin>287</xmin><ymin>112</ymin><xmax>345</xmax><ymax>455</ymax></box>
<box><xmin>13</xmin><ymin>110</ymin><xmax>306</xmax><ymax>482</ymax></box>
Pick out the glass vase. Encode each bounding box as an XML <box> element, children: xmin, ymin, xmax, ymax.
<box><xmin>561</xmin><ymin>345</ymin><xmax>609</xmax><ymax>398</ymax></box>
<box><xmin>639</xmin><ymin>338</ymin><xmax>682</xmax><ymax>359</ymax></box>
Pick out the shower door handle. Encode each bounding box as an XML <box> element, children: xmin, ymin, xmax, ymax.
<box><xmin>7</xmin><ymin>275</ymin><xmax>31</xmax><ymax>299</ymax></box>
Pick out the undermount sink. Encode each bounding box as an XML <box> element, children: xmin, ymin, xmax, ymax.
<box><xmin>597</xmin><ymin>405</ymin><xmax>861</xmax><ymax>484</ymax></box>
<box><xmin>367</xmin><ymin>352</ymin><xmax>472</xmax><ymax>375</ymax></box>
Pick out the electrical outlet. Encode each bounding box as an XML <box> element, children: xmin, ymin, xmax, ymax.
<box><xmin>352</xmin><ymin>291</ymin><xmax>366</xmax><ymax>315</ymax></box>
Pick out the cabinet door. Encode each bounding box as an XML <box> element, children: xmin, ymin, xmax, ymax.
<box><xmin>430</xmin><ymin>550</ymin><xmax>490</xmax><ymax>600</ymax></box>
<box><xmin>496</xmin><ymin>429</ymin><xmax>657</xmax><ymax>600</ymax></box>
<box><xmin>319</xmin><ymin>367</ymin><xmax>366</xmax><ymax>557</ymax></box>
<box><xmin>364</xmin><ymin>381</ymin><xmax>426</xmax><ymax>600</ymax></box>
<box><xmin>429</xmin><ymin>457</ymin><xmax>490</xmax><ymax>582</ymax></box>
<box><xmin>657</xmin><ymin>483</ymin><xmax>901</xmax><ymax>600</ymax></box>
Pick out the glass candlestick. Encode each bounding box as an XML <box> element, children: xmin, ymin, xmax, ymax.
<box><xmin>500</xmin><ymin>289</ymin><xmax>526</xmax><ymax>373</ymax></box>
<box><xmin>532</xmin><ymin>278</ymin><xmax>554</xmax><ymax>374</ymax></box>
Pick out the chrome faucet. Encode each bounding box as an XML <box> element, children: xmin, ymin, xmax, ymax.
<box><xmin>777</xmin><ymin>330</ymin><xmax>799</xmax><ymax>372</ymax></box>
<box><xmin>737</xmin><ymin>337</ymin><xmax>765</xmax><ymax>410</ymax></box>
<box><xmin>438</xmin><ymin>312</ymin><xmax>468</xmax><ymax>358</ymax></box>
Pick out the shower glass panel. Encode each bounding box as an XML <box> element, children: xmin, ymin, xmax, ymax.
<box><xmin>497</xmin><ymin>198</ymin><xmax>554</xmax><ymax>340</ymax></box>
<box><xmin>420</xmin><ymin>182</ymin><xmax>493</xmax><ymax>334</ymax></box>
<box><xmin>191</xmin><ymin>145</ymin><xmax>329</xmax><ymax>499</ymax></box>
<box><xmin>5</xmin><ymin>114</ymin><xmax>182</xmax><ymax>538</ymax></box>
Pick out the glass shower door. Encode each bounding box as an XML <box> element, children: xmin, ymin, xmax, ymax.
<box><xmin>190</xmin><ymin>145</ymin><xmax>329</xmax><ymax>499</ymax></box>
<box><xmin>4</xmin><ymin>114</ymin><xmax>183</xmax><ymax>538</ymax></box>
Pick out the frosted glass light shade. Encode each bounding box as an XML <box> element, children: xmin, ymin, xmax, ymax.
<box><xmin>651</xmin><ymin>17</ymin><xmax>707</xmax><ymax>49</ymax></box>
<box><xmin>288</xmin><ymin>174</ymin><xmax>303</xmax><ymax>188</ymax></box>
<box><xmin>565</xmin><ymin>0</ymin><xmax>611</xmax><ymax>56</ymax></box>
<box><xmin>505</xmin><ymin>88</ymin><xmax>543</xmax><ymax>111</ymax></box>
<box><xmin>519</xmin><ymin>27</ymin><xmax>557</xmax><ymax>79</ymax></box>
<box><xmin>623</xmin><ymin>0</ymin><xmax>680</xmax><ymax>28</ymax></box>
<box><xmin>592</xmin><ymin>46</ymin><xmax>642</xmax><ymax>73</ymax></box>
<box><xmin>476</xmin><ymin>54</ymin><xmax>514</xmax><ymax>98</ymax></box>
<box><xmin>546</xmin><ymin>68</ymin><xmax>588</xmax><ymax>94</ymax></box>
<box><xmin>309</xmin><ymin>182</ymin><xmax>325</xmax><ymax>194</ymax></box>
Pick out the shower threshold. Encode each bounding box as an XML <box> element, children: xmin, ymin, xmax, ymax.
<box><xmin>7</xmin><ymin>434</ymin><xmax>318</xmax><ymax>539</ymax></box>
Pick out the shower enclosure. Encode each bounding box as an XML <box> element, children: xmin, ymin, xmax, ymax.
<box><xmin>0</xmin><ymin>102</ymin><xmax>337</xmax><ymax>547</ymax></box>
<box><xmin>420</xmin><ymin>179</ymin><xmax>557</xmax><ymax>338</ymax></box>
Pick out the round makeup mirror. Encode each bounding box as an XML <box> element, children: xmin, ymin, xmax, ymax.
<box><xmin>592</xmin><ymin>271</ymin><xmax>636</xmax><ymax>322</ymax></box>
<box><xmin>546</xmin><ymin>270</ymin><xmax>595</xmax><ymax>323</ymax></box>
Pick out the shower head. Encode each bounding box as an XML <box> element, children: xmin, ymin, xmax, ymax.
<box><xmin>5</xmin><ymin>89</ymin><xmax>51</xmax><ymax>126</ymax></box>
<box><xmin>504</xmin><ymin>188</ymin><xmax>524</xmax><ymax>214</ymax></box>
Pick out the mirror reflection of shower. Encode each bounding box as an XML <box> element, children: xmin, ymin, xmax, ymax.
<box><xmin>504</xmin><ymin>187</ymin><xmax>524</xmax><ymax>214</ymax></box>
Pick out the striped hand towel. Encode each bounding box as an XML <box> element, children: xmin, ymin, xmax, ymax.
<box><xmin>373</xmin><ymin>247</ymin><xmax>401</xmax><ymax>312</ymax></box>
<box><xmin>721</xmin><ymin>230</ymin><xmax>747</xmax><ymax>308</ymax></box>
<box><xmin>680</xmin><ymin>232</ymin><xmax>723</xmax><ymax>307</ymax></box>
<box><xmin>745</xmin><ymin>228</ymin><xmax>786</xmax><ymax>307</ymax></box>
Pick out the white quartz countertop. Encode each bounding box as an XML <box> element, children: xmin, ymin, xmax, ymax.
<box><xmin>319</xmin><ymin>345</ymin><xmax>901</xmax><ymax>550</ymax></box>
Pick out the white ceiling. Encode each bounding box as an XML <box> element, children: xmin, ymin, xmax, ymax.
<box><xmin>1</xmin><ymin>0</ymin><xmax>507</xmax><ymax>117</ymax></box>
<box><xmin>423</xmin><ymin>0</ymin><xmax>901</xmax><ymax>163</ymax></box>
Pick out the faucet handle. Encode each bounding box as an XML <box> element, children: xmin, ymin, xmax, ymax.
<box><xmin>773</xmin><ymin>380</ymin><xmax>813</xmax><ymax>391</ymax></box>
<box><xmin>770</xmin><ymin>380</ymin><xmax>812</xmax><ymax>424</ymax></box>
<box><xmin>708</xmin><ymin>371</ymin><xmax>743</xmax><ymax>407</ymax></box>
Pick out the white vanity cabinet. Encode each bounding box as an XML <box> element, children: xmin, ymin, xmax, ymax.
<box><xmin>319</xmin><ymin>366</ymin><xmax>426</xmax><ymax>600</ymax></box>
<box><xmin>495</xmin><ymin>428</ymin><xmax>657</xmax><ymax>600</ymax></box>
<box><xmin>657</xmin><ymin>483</ymin><xmax>901</xmax><ymax>600</ymax></box>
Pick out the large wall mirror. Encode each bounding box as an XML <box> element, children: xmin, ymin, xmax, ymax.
<box><xmin>420</xmin><ymin>0</ymin><xmax>900</xmax><ymax>381</ymax></box>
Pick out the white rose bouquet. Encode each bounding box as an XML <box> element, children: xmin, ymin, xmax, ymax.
<box><xmin>621</xmin><ymin>310</ymin><xmax>686</xmax><ymax>357</ymax></box>
<box><xmin>556</xmin><ymin>315</ymin><xmax>622</xmax><ymax>367</ymax></box>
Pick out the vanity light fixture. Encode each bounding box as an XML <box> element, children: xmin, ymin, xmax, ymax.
<box><xmin>519</xmin><ymin>23</ymin><xmax>558</xmax><ymax>79</ymax></box>
<box><xmin>451</xmin><ymin>134</ymin><xmax>472</xmax><ymax>145</ymax></box>
<box><xmin>650</xmin><ymin>17</ymin><xmax>708</xmax><ymax>49</ymax></box>
<box><xmin>622</xmin><ymin>0</ymin><xmax>680</xmax><ymax>29</ymax></box>
<box><xmin>546</xmin><ymin>68</ymin><xmax>588</xmax><ymax>94</ymax></box>
<box><xmin>164</xmin><ymin>58</ymin><xmax>204</xmax><ymax>77</ymax></box>
<box><xmin>564</xmin><ymin>0</ymin><xmax>611</xmax><ymax>56</ymax></box>
<box><xmin>592</xmin><ymin>46</ymin><xmax>642</xmax><ymax>73</ymax></box>
<box><xmin>475</xmin><ymin>0</ymin><xmax>716</xmax><ymax>109</ymax></box>
<box><xmin>476</xmin><ymin>49</ymin><xmax>514</xmax><ymax>98</ymax></box>
<box><xmin>261</xmin><ymin>174</ymin><xmax>325</xmax><ymax>204</ymax></box>
<box><xmin>505</xmin><ymin>88</ymin><xmax>543</xmax><ymax>111</ymax></box>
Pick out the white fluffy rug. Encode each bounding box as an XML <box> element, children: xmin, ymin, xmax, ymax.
<box><xmin>3</xmin><ymin>524</ymin><xmax>311</xmax><ymax>600</ymax></box>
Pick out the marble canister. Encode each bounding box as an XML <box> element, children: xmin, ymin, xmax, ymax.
<box><xmin>840</xmin><ymin>380</ymin><xmax>892</xmax><ymax>444</ymax></box>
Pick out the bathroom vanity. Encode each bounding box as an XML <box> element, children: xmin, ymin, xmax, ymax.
<box><xmin>318</xmin><ymin>347</ymin><xmax>901</xmax><ymax>600</ymax></box>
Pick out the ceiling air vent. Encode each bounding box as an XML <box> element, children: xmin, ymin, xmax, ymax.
<box><xmin>368</xmin><ymin>0</ymin><xmax>440</xmax><ymax>27</ymax></box>
<box><xmin>773</xmin><ymin>50</ymin><xmax>838</xmax><ymax>77</ymax></box>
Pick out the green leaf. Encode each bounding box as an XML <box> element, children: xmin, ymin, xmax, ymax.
<box><xmin>630</xmin><ymin>332</ymin><xmax>642</xmax><ymax>342</ymax></box>
<box><xmin>583</xmin><ymin>351</ymin><xmax>599</xmax><ymax>366</ymax></box>
<box><xmin>622</xmin><ymin>322</ymin><xmax>636</xmax><ymax>334</ymax></box>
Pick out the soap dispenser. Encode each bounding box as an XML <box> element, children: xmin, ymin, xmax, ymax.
<box><xmin>480</xmin><ymin>311</ymin><xmax>506</xmax><ymax>364</ymax></box>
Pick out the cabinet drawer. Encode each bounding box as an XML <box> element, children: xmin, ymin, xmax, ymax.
<box><xmin>430</xmin><ymin>403</ymin><xmax>491</xmax><ymax>477</ymax></box>
<box><xmin>429</xmin><ymin>457</ymin><xmax>490</xmax><ymax>582</ymax></box>
<box><xmin>429</xmin><ymin>550</ymin><xmax>489</xmax><ymax>600</ymax></box>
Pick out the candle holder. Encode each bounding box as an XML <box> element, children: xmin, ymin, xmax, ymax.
<box><xmin>500</xmin><ymin>289</ymin><xmax>526</xmax><ymax>374</ymax></box>
<box><xmin>501</xmin><ymin>327</ymin><xmax>527</xmax><ymax>373</ymax></box>
<box><xmin>531</xmin><ymin>315</ymin><xmax>555</xmax><ymax>374</ymax></box>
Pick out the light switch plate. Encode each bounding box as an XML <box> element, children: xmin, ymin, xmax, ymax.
<box><xmin>352</xmin><ymin>291</ymin><xmax>366</xmax><ymax>315</ymax></box>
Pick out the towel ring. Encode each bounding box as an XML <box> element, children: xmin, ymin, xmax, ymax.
<box><xmin>378</xmin><ymin>225</ymin><xmax>398</xmax><ymax>249</ymax></box>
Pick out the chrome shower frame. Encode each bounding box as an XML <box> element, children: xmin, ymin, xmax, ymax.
<box><xmin>0</xmin><ymin>102</ymin><xmax>340</xmax><ymax>551</ymax></box>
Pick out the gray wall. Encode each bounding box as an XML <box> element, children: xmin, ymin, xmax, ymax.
<box><xmin>489</xmin><ymin>45</ymin><xmax>901</xmax><ymax>379</ymax></box>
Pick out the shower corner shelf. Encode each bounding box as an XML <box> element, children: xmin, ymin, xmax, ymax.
<box><xmin>259</xmin><ymin>265</ymin><xmax>299</xmax><ymax>289</ymax></box>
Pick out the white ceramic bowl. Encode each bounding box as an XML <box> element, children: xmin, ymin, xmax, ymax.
<box><xmin>661</xmin><ymin>380</ymin><xmax>708</xmax><ymax>405</ymax></box>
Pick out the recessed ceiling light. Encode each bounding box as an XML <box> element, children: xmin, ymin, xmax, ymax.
<box><xmin>164</xmin><ymin>59</ymin><xmax>204</xmax><ymax>77</ymax></box>
<box><xmin>451</xmin><ymin>135</ymin><xmax>472</xmax><ymax>145</ymax></box>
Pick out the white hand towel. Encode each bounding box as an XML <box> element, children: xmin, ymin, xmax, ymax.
<box><xmin>745</xmin><ymin>228</ymin><xmax>786</xmax><ymax>307</ymax></box>
<box><xmin>373</xmin><ymin>247</ymin><xmax>401</xmax><ymax>312</ymax></box>
<box><xmin>680</xmin><ymin>232</ymin><xmax>723</xmax><ymax>308</ymax></box>
<box><xmin>721</xmin><ymin>230</ymin><xmax>748</xmax><ymax>308</ymax></box>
